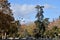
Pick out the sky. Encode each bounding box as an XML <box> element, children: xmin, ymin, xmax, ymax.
<box><xmin>8</xmin><ymin>0</ymin><xmax>60</xmax><ymax>24</ymax></box>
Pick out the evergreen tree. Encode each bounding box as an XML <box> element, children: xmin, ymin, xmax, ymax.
<box><xmin>59</xmin><ymin>16</ymin><xmax>60</xmax><ymax>19</ymax></box>
<box><xmin>34</xmin><ymin>5</ymin><xmax>49</xmax><ymax>38</ymax></box>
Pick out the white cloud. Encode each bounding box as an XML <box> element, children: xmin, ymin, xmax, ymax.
<box><xmin>44</xmin><ymin>4</ymin><xmax>56</xmax><ymax>9</ymax></box>
<box><xmin>10</xmin><ymin>4</ymin><xmax>56</xmax><ymax>21</ymax></box>
<box><xmin>19</xmin><ymin>4</ymin><xmax>35</xmax><ymax>14</ymax></box>
<box><xmin>11</xmin><ymin>4</ymin><xmax>35</xmax><ymax>15</ymax></box>
<box><xmin>10</xmin><ymin>4</ymin><xmax>36</xmax><ymax>20</ymax></box>
<box><xmin>11</xmin><ymin>4</ymin><xmax>55</xmax><ymax>16</ymax></box>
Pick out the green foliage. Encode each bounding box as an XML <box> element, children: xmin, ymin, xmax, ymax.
<box><xmin>59</xmin><ymin>16</ymin><xmax>60</xmax><ymax>19</ymax></box>
<box><xmin>34</xmin><ymin>5</ymin><xmax>49</xmax><ymax>38</ymax></box>
<box><xmin>0</xmin><ymin>0</ymin><xmax>19</xmax><ymax>38</ymax></box>
<box><xmin>44</xmin><ymin>26</ymin><xmax>60</xmax><ymax>38</ymax></box>
<box><xmin>0</xmin><ymin>11</ymin><xmax>19</xmax><ymax>37</ymax></box>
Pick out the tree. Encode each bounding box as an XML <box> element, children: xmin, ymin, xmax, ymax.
<box><xmin>59</xmin><ymin>16</ymin><xmax>60</xmax><ymax>19</ymax></box>
<box><xmin>0</xmin><ymin>0</ymin><xmax>19</xmax><ymax>38</ymax></box>
<box><xmin>43</xmin><ymin>18</ymin><xmax>49</xmax><ymax>29</ymax></box>
<box><xmin>34</xmin><ymin>5</ymin><xmax>49</xmax><ymax>38</ymax></box>
<box><xmin>0</xmin><ymin>0</ymin><xmax>13</xmax><ymax>16</ymax></box>
<box><xmin>35</xmin><ymin>5</ymin><xmax>44</xmax><ymax>21</ymax></box>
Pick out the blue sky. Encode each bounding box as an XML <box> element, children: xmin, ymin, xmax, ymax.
<box><xmin>8</xmin><ymin>0</ymin><xmax>60</xmax><ymax>23</ymax></box>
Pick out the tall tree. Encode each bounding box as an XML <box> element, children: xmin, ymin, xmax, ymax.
<box><xmin>34</xmin><ymin>5</ymin><xmax>49</xmax><ymax>38</ymax></box>
<box><xmin>0</xmin><ymin>0</ymin><xmax>19</xmax><ymax>38</ymax></box>
<box><xmin>59</xmin><ymin>16</ymin><xmax>60</xmax><ymax>19</ymax></box>
<box><xmin>35</xmin><ymin>5</ymin><xmax>44</xmax><ymax>21</ymax></box>
<box><xmin>0</xmin><ymin>0</ymin><xmax>13</xmax><ymax>16</ymax></box>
